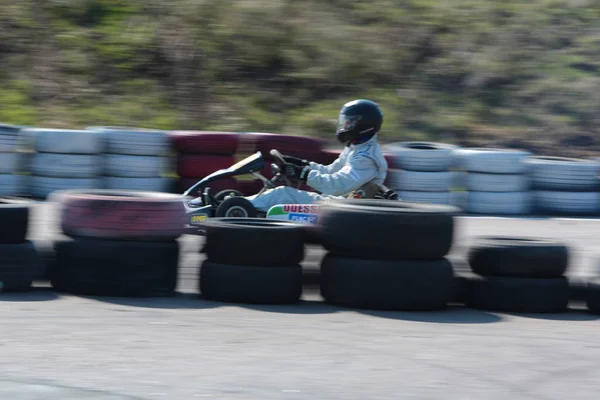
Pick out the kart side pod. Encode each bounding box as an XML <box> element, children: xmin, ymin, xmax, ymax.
<box><xmin>266</xmin><ymin>204</ymin><xmax>321</xmax><ymax>224</ymax></box>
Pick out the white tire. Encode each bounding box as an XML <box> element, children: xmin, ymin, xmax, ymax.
<box><xmin>29</xmin><ymin>176</ymin><xmax>103</xmax><ymax>199</ymax></box>
<box><xmin>0</xmin><ymin>124</ymin><xmax>21</xmax><ymax>152</ymax></box>
<box><xmin>534</xmin><ymin>191</ymin><xmax>600</xmax><ymax>215</ymax></box>
<box><xmin>0</xmin><ymin>174</ymin><xmax>26</xmax><ymax>196</ymax></box>
<box><xmin>465</xmin><ymin>173</ymin><xmax>529</xmax><ymax>192</ymax></box>
<box><xmin>384</xmin><ymin>141</ymin><xmax>458</xmax><ymax>172</ymax></box>
<box><xmin>455</xmin><ymin>148</ymin><xmax>532</xmax><ymax>173</ymax></box>
<box><xmin>104</xmin><ymin>177</ymin><xmax>175</xmax><ymax>192</ymax></box>
<box><xmin>466</xmin><ymin>191</ymin><xmax>532</xmax><ymax>215</ymax></box>
<box><xmin>398</xmin><ymin>190</ymin><xmax>464</xmax><ymax>208</ymax></box>
<box><xmin>25</xmin><ymin>128</ymin><xmax>104</xmax><ymax>154</ymax></box>
<box><xmin>30</xmin><ymin>153</ymin><xmax>102</xmax><ymax>178</ymax></box>
<box><xmin>87</xmin><ymin>126</ymin><xmax>170</xmax><ymax>156</ymax></box>
<box><xmin>526</xmin><ymin>156</ymin><xmax>599</xmax><ymax>191</ymax></box>
<box><xmin>388</xmin><ymin>169</ymin><xmax>453</xmax><ymax>192</ymax></box>
<box><xmin>104</xmin><ymin>154</ymin><xmax>170</xmax><ymax>177</ymax></box>
<box><xmin>0</xmin><ymin>153</ymin><xmax>21</xmax><ymax>174</ymax></box>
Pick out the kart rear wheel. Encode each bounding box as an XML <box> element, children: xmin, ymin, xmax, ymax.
<box><xmin>215</xmin><ymin>196</ymin><xmax>257</xmax><ymax>218</ymax></box>
<box><xmin>214</xmin><ymin>189</ymin><xmax>244</xmax><ymax>203</ymax></box>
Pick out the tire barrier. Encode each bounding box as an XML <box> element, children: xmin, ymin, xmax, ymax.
<box><xmin>455</xmin><ymin>148</ymin><xmax>533</xmax><ymax>215</ymax></box>
<box><xmin>24</xmin><ymin>128</ymin><xmax>104</xmax><ymax>199</ymax></box>
<box><xmin>199</xmin><ymin>218</ymin><xmax>304</xmax><ymax>304</ymax></box>
<box><xmin>0</xmin><ymin>198</ymin><xmax>43</xmax><ymax>291</ymax></box>
<box><xmin>47</xmin><ymin>189</ymin><xmax>188</xmax><ymax>297</ymax></box>
<box><xmin>317</xmin><ymin>199</ymin><xmax>457</xmax><ymax>311</ymax></box>
<box><xmin>88</xmin><ymin>126</ymin><xmax>175</xmax><ymax>193</ymax></box>
<box><xmin>463</xmin><ymin>237</ymin><xmax>570</xmax><ymax>313</ymax></box>
<box><xmin>384</xmin><ymin>142</ymin><xmax>462</xmax><ymax>207</ymax></box>
<box><xmin>526</xmin><ymin>156</ymin><xmax>600</xmax><ymax>215</ymax></box>
<box><xmin>0</xmin><ymin>124</ymin><xmax>26</xmax><ymax>196</ymax></box>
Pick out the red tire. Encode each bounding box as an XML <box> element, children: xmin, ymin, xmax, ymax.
<box><xmin>53</xmin><ymin>189</ymin><xmax>189</xmax><ymax>241</ymax></box>
<box><xmin>239</xmin><ymin>133</ymin><xmax>326</xmax><ymax>155</ymax></box>
<box><xmin>169</xmin><ymin>131</ymin><xmax>239</xmax><ymax>155</ymax></box>
<box><xmin>176</xmin><ymin>154</ymin><xmax>235</xmax><ymax>178</ymax></box>
<box><xmin>313</xmin><ymin>149</ymin><xmax>342</xmax><ymax>165</ymax></box>
<box><xmin>177</xmin><ymin>177</ymin><xmax>239</xmax><ymax>195</ymax></box>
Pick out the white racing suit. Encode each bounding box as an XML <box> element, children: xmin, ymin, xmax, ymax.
<box><xmin>246</xmin><ymin>134</ymin><xmax>388</xmax><ymax>212</ymax></box>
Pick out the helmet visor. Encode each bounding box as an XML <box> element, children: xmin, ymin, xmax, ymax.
<box><xmin>336</xmin><ymin>114</ymin><xmax>361</xmax><ymax>134</ymax></box>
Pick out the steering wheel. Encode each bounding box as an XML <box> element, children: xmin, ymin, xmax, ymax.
<box><xmin>269</xmin><ymin>149</ymin><xmax>294</xmax><ymax>187</ymax></box>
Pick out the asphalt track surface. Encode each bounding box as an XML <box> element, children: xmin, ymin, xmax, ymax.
<box><xmin>2</xmin><ymin>202</ymin><xmax>600</xmax><ymax>399</ymax></box>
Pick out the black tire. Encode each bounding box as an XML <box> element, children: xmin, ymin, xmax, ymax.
<box><xmin>51</xmin><ymin>238</ymin><xmax>179</xmax><ymax>297</ymax></box>
<box><xmin>0</xmin><ymin>241</ymin><xmax>43</xmax><ymax>292</ymax></box>
<box><xmin>202</xmin><ymin>218</ymin><xmax>305</xmax><ymax>266</ymax></box>
<box><xmin>317</xmin><ymin>199</ymin><xmax>457</xmax><ymax>260</ymax></box>
<box><xmin>215</xmin><ymin>196</ymin><xmax>258</xmax><ymax>218</ymax></box>
<box><xmin>214</xmin><ymin>189</ymin><xmax>244</xmax><ymax>203</ymax></box>
<box><xmin>0</xmin><ymin>198</ymin><xmax>30</xmax><ymax>244</ymax></box>
<box><xmin>199</xmin><ymin>260</ymin><xmax>302</xmax><ymax>304</ymax></box>
<box><xmin>465</xmin><ymin>275</ymin><xmax>569</xmax><ymax>313</ymax></box>
<box><xmin>320</xmin><ymin>253</ymin><xmax>455</xmax><ymax>311</ymax></box>
<box><xmin>468</xmin><ymin>237</ymin><xmax>569</xmax><ymax>278</ymax></box>
<box><xmin>585</xmin><ymin>278</ymin><xmax>600</xmax><ymax>314</ymax></box>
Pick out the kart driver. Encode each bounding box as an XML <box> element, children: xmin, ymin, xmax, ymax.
<box><xmin>245</xmin><ymin>99</ymin><xmax>391</xmax><ymax>212</ymax></box>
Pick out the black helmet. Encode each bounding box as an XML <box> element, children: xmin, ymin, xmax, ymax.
<box><xmin>335</xmin><ymin>99</ymin><xmax>383</xmax><ymax>145</ymax></box>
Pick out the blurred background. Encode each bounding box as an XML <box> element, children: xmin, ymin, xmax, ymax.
<box><xmin>1</xmin><ymin>0</ymin><xmax>599</xmax><ymax>157</ymax></box>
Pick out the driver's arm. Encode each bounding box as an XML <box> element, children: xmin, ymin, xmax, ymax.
<box><xmin>307</xmin><ymin>149</ymin><xmax>347</xmax><ymax>175</ymax></box>
<box><xmin>306</xmin><ymin>153</ymin><xmax>377</xmax><ymax>196</ymax></box>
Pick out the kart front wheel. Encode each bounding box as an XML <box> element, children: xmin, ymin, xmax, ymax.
<box><xmin>215</xmin><ymin>197</ymin><xmax>258</xmax><ymax>218</ymax></box>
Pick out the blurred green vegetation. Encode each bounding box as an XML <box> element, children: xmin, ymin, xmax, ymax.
<box><xmin>0</xmin><ymin>0</ymin><xmax>599</xmax><ymax>155</ymax></box>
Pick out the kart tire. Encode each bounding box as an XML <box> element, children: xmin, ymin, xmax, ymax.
<box><xmin>202</xmin><ymin>218</ymin><xmax>305</xmax><ymax>267</ymax></box>
<box><xmin>585</xmin><ymin>278</ymin><xmax>600</xmax><ymax>314</ymax></box>
<box><xmin>0</xmin><ymin>241</ymin><xmax>43</xmax><ymax>292</ymax></box>
<box><xmin>455</xmin><ymin>148</ymin><xmax>532</xmax><ymax>174</ymax></box>
<box><xmin>318</xmin><ymin>199</ymin><xmax>457</xmax><ymax>260</ymax></box>
<box><xmin>465</xmin><ymin>275</ymin><xmax>569</xmax><ymax>313</ymax></box>
<box><xmin>320</xmin><ymin>254</ymin><xmax>454</xmax><ymax>311</ymax></box>
<box><xmin>199</xmin><ymin>260</ymin><xmax>302</xmax><ymax>304</ymax></box>
<box><xmin>104</xmin><ymin>154</ymin><xmax>170</xmax><ymax>178</ymax></box>
<box><xmin>103</xmin><ymin>176</ymin><xmax>176</xmax><ymax>192</ymax></box>
<box><xmin>526</xmin><ymin>156</ymin><xmax>600</xmax><ymax>191</ymax></box>
<box><xmin>53</xmin><ymin>189</ymin><xmax>188</xmax><ymax>241</ymax></box>
<box><xmin>0</xmin><ymin>198</ymin><xmax>31</xmax><ymax>244</ymax></box>
<box><xmin>86</xmin><ymin>126</ymin><xmax>170</xmax><ymax>156</ymax></box>
<box><xmin>51</xmin><ymin>237</ymin><xmax>178</xmax><ymax>297</ymax></box>
<box><xmin>30</xmin><ymin>176</ymin><xmax>103</xmax><ymax>199</ymax></box>
<box><xmin>215</xmin><ymin>197</ymin><xmax>258</xmax><ymax>218</ymax></box>
<box><xmin>169</xmin><ymin>131</ymin><xmax>240</xmax><ymax>155</ymax></box>
<box><xmin>384</xmin><ymin>141</ymin><xmax>458</xmax><ymax>172</ymax></box>
<box><xmin>30</xmin><ymin>153</ymin><xmax>102</xmax><ymax>178</ymax></box>
<box><xmin>176</xmin><ymin>154</ymin><xmax>236</xmax><ymax>178</ymax></box>
<box><xmin>468</xmin><ymin>237</ymin><xmax>569</xmax><ymax>278</ymax></box>
<box><xmin>26</xmin><ymin>128</ymin><xmax>104</xmax><ymax>154</ymax></box>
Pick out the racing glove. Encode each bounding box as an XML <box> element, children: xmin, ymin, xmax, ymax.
<box><xmin>283</xmin><ymin>164</ymin><xmax>310</xmax><ymax>183</ymax></box>
<box><xmin>282</xmin><ymin>155</ymin><xmax>310</xmax><ymax>167</ymax></box>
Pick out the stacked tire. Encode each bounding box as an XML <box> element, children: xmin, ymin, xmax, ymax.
<box><xmin>464</xmin><ymin>237</ymin><xmax>570</xmax><ymax>313</ymax></box>
<box><xmin>25</xmin><ymin>128</ymin><xmax>104</xmax><ymax>199</ymax></box>
<box><xmin>88</xmin><ymin>126</ymin><xmax>175</xmax><ymax>192</ymax></box>
<box><xmin>48</xmin><ymin>190</ymin><xmax>188</xmax><ymax>297</ymax></box>
<box><xmin>384</xmin><ymin>142</ymin><xmax>463</xmax><ymax>208</ymax></box>
<box><xmin>199</xmin><ymin>218</ymin><xmax>304</xmax><ymax>304</ymax></box>
<box><xmin>170</xmin><ymin>131</ymin><xmax>243</xmax><ymax>195</ymax></box>
<box><xmin>0</xmin><ymin>198</ymin><xmax>43</xmax><ymax>291</ymax></box>
<box><xmin>317</xmin><ymin>199</ymin><xmax>458</xmax><ymax>311</ymax></box>
<box><xmin>456</xmin><ymin>148</ymin><xmax>532</xmax><ymax>215</ymax></box>
<box><xmin>0</xmin><ymin>124</ymin><xmax>26</xmax><ymax>196</ymax></box>
<box><xmin>525</xmin><ymin>156</ymin><xmax>600</xmax><ymax>215</ymax></box>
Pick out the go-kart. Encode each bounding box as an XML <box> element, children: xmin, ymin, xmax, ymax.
<box><xmin>183</xmin><ymin>149</ymin><xmax>398</xmax><ymax>230</ymax></box>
